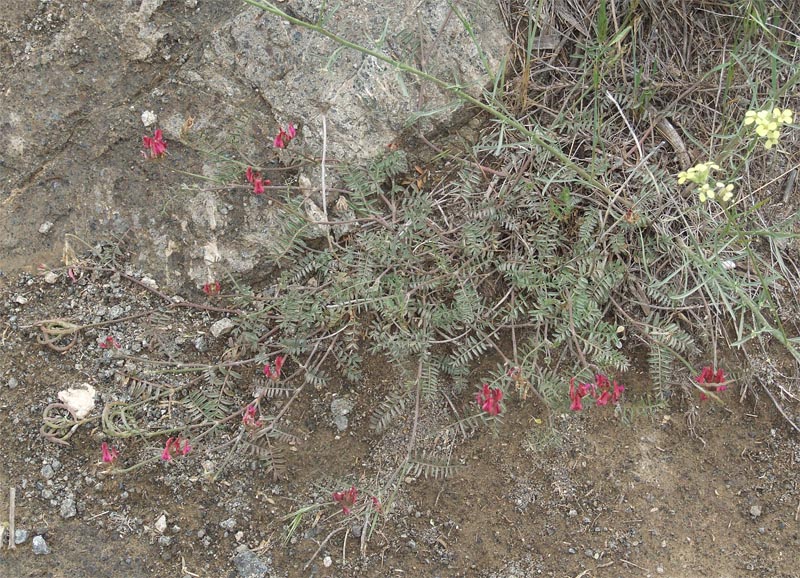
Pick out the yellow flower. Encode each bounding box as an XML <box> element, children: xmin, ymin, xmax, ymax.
<box><xmin>716</xmin><ymin>182</ymin><xmax>734</xmax><ymax>203</ymax></box>
<box><xmin>773</xmin><ymin>108</ymin><xmax>793</xmax><ymax>124</ymax></box>
<box><xmin>745</xmin><ymin>107</ymin><xmax>794</xmax><ymax>149</ymax></box>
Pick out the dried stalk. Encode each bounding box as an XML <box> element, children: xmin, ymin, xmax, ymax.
<box><xmin>8</xmin><ymin>487</ymin><xmax>16</xmax><ymax>550</ymax></box>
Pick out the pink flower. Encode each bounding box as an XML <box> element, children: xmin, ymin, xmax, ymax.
<box><xmin>161</xmin><ymin>437</ymin><xmax>192</xmax><ymax>461</ymax></box>
<box><xmin>273</xmin><ymin>123</ymin><xmax>297</xmax><ymax>149</ymax></box>
<box><xmin>101</xmin><ymin>442</ymin><xmax>119</xmax><ymax>464</ymax></box>
<box><xmin>242</xmin><ymin>404</ymin><xmax>263</xmax><ymax>428</ymax></box>
<box><xmin>244</xmin><ymin>167</ymin><xmax>270</xmax><ymax>195</ymax></box>
<box><xmin>593</xmin><ymin>373</ymin><xmax>624</xmax><ymax>406</ymax></box>
<box><xmin>475</xmin><ymin>383</ymin><xmax>503</xmax><ymax>416</ymax></box>
<box><xmin>263</xmin><ymin>356</ymin><xmax>286</xmax><ymax>381</ymax></box>
<box><xmin>203</xmin><ymin>281</ymin><xmax>221</xmax><ymax>296</ymax></box>
<box><xmin>569</xmin><ymin>378</ymin><xmax>591</xmax><ymax>411</ymax></box>
<box><xmin>99</xmin><ymin>336</ymin><xmax>121</xmax><ymax>349</ymax></box>
<box><xmin>332</xmin><ymin>486</ymin><xmax>358</xmax><ymax>514</ymax></box>
<box><xmin>570</xmin><ymin>374</ymin><xmax>624</xmax><ymax>410</ymax></box>
<box><xmin>696</xmin><ymin>366</ymin><xmax>727</xmax><ymax>401</ymax></box>
<box><xmin>371</xmin><ymin>496</ymin><xmax>381</xmax><ymax>511</ymax></box>
<box><xmin>142</xmin><ymin>129</ymin><xmax>167</xmax><ymax>159</ymax></box>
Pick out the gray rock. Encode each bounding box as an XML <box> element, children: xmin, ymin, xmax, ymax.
<box><xmin>7</xmin><ymin>377</ymin><xmax>18</xmax><ymax>389</ymax></box>
<box><xmin>40</xmin><ymin>464</ymin><xmax>55</xmax><ymax>480</ymax></box>
<box><xmin>210</xmin><ymin>317</ymin><xmax>235</xmax><ymax>338</ymax></box>
<box><xmin>15</xmin><ymin>528</ymin><xmax>29</xmax><ymax>545</ymax></box>
<box><xmin>219</xmin><ymin>517</ymin><xmax>237</xmax><ymax>531</ymax></box>
<box><xmin>233</xmin><ymin>547</ymin><xmax>272</xmax><ymax>578</ymax></box>
<box><xmin>60</xmin><ymin>498</ymin><xmax>77</xmax><ymax>519</ymax></box>
<box><xmin>32</xmin><ymin>535</ymin><xmax>50</xmax><ymax>555</ymax></box>
<box><xmin>221</xmin><ymin>0</ymin><xmax>508</xmax><ymax>172</ymax></box>
<box><xmin>750</xmin><ymin>504</ymin><xmax>762</xmax><ymax>518</ymax></box>
<box><xmin>330</xmin><ymin>397</ymin><xmax>354</xmax><ymax>432</ymax></box>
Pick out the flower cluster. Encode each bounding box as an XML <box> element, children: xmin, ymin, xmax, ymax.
<box><xmin>475</xmin><ymin>383</ymin><xmax>503</xmax><ymax>416</ymax></box>
<box><xmin>332</xmin><ymin>486</ymin><xmax>358</xmax><ymax>514</ymax></box>
<box><xmin>161</xmin><ymin>437</ymin><xmax>191</xmax><ymax>461</ymax></box>
<box><xmin>273</xmin><ymin>123</ymin><xmax>297</xmax><ymax>149</ymax></box>
<box><xmin>245</xmin><ymin>166</ymin><xmax>270</xmax><ymax>195</ymax></box>
<box><xmin>744</xmin><ymin>107</ymin><xmax>794</xmax><ymax>149</ymax></box>
<box><xmin>203</xmin><ymin>281</ymin><xmax>221</xmax><ymax>296</ymax></box>
<box><xmin>677</xmin><ymin>162</ymin><xmax>734</xmax><ymax>203</ymax></box>
<box><xmin>142</xmin><ymin>129</ymin><xmax>167</xmax><ymax>159</ymax></box>
<box><xmin>331</xmin><ymin>486</ymin><xmax>381</xmax><ymax>516</ymax></box>
<box><xmin>569</xmin><ymin>374</ymin><xmax>624</xmax><ymax>411</ymax></box>
<box><xmin>263</xmin><ymin>356</ymin><xmax>286</xmax><ymax>381</ymax></box>
<box><xmin>101</xmin><ymin>442</ymin><xmax>119</xmax><ymax>464</ymax></box>
<box><xmin>696</xmin><ymin>366</ymin><xmax>727</xmax><ymax>401</ymax></box>
<box><xmin>242</xmin><ymin>403</ymin><xmax>263</xmax><ymax>428</ymax></box>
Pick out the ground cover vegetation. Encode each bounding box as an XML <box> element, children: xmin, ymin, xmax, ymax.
<box><xmin>27</xmin><ymin>0</ymin><xmax>800</xmax><ymax>568</ymax></box>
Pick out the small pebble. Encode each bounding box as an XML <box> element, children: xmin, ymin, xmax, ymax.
<box><xmin>38</xmin><ymin>221</ymin><xmax>53</xmax><ymax>234</ymax></box>
<box><xmin>154</xmin><ymin>514</ymin><xmax>167</xmax><ymax>533</ymax></box>
<box><xmin>60</xmin><ymin>498</ymin><xmax>77</xmax><ymax>519</ymax></box>
<box><xmin>210</xmin><ymin>318</ymin><xmax>235</xmax><ymax>338</ymax></box>
<box><xmin>40</xmin><ymin>464</ymin><xmax>55</xmax><ymax>480</ymax></box>
<box><xmin>219</xmin><ymin>517</ymin><xmax>236</xmax><ymax>531</ymax></box>
<box><xmin>750</xmin><ymin>504</ymin><xmax>762</xmax><ymax>518</ymax></box>
<box><xmin>32</xmin><ymin>535</ymin><xmax>50</xmax><ymax>555</ymax></box>
<box><xmin>7</xmin><ymin>377</ymin><xmax>18</xmax><ymax>389</ymax></box>
<box><xmin>44</xmin><ymin>271</ymin><xmax>59</xmax><ymax>284</ymax></box>
<box><xmin>141</xmin><ymin>110</ymin><xmax>157</xmax><ymax>127</ymax></box>
<box><xmin>15</xmin><ymin>529</ymin><xmax>29</xmax><ymax>544</ymax></box>
<box><xmin>323</xmin><ymin>555</ymin><xmax>332</xmax><ymax>568</ymax></box>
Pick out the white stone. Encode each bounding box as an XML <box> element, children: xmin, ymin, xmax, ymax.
<box><xmin>323</xmin><ymin>555</ymin><xmax>332</xmax><ymax>568</ymax></box>
<box><xmin>44</xmin><ymin>271</ymin><xmax>59</xmax><ymax>284</ymax></box>
<box><xmin>38</xmin><ymin>221</ymin><xmax>53</xmax><ymax>234</ymax></box>
<box><xmin>210</xmin><ymin>317</ymin><xmax>235</xmax><ymax>338</ymax></box>
<box><xmin>141</xmin><ymin>110</ymin><xmax>158</xmax><ymax>127</ymax></box>
<box><xmin>154</xmin><ymin>514</ymin><xmax>167</xmax><ymax>533</ymax></box>
<box><xmin>57</xmin><ymin>383</ymin><xmax>97</xmax><ymax>419</ymax></box>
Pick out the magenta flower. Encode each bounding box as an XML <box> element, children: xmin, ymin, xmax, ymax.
<box><xmin>101</xmin><ymin>442</ymin><xmax>119</xmax><ymax>464</ymax></box>
<box><xmin>242</xmin><ymin>404</ymin><xmax>263</xmax><ymax>428</ymax></box>
<box><xmin>142</xmin><ymin>129</ymin><xmax>167</xmax><ymax>159</ymax></box>
<box><xmin>475</xmin><ymin>383</ymin><xmax>503</xmax><ymax>416</ymax></box>
<box><xmin>161</xmin><ymin>437</ymin><xmax>192</xmax><ymax>461</ymax></box>
<box><xmin>569</xmin><ymin>378</ymin><xmax>591</xmax><ymax>411</ymax></box>
<box><xmin>570</xmin><ymin>374</ymin><xmax>624</xmax><ymax>410</ymax></box>
<box><xmin>99</xmin><ymin>336</ymin><xmax>121</xmax><ymax>349</ymax></box>
<box><xmin>332</xmin><ymin>486</ymin><xmax>358</xmax><ymax>514</ymax></box>
<box><xmin>696</xmin><ymin>366</ymin><xmax>727</xmax><ymax>401</ymax></box>
<box><xmin>263</xmin><ymin>356</ymin><xmax>286</xmax><ymax>381</ymax></box>
<box><xmin>245</xmin><ymin>167</ymin><xmax>270</xmax><ymax>195</ymax></box>
<box><xmin>273</xmin><ymin>123</ymin><xmax>297</xmax><ymax>149</ymax></box>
